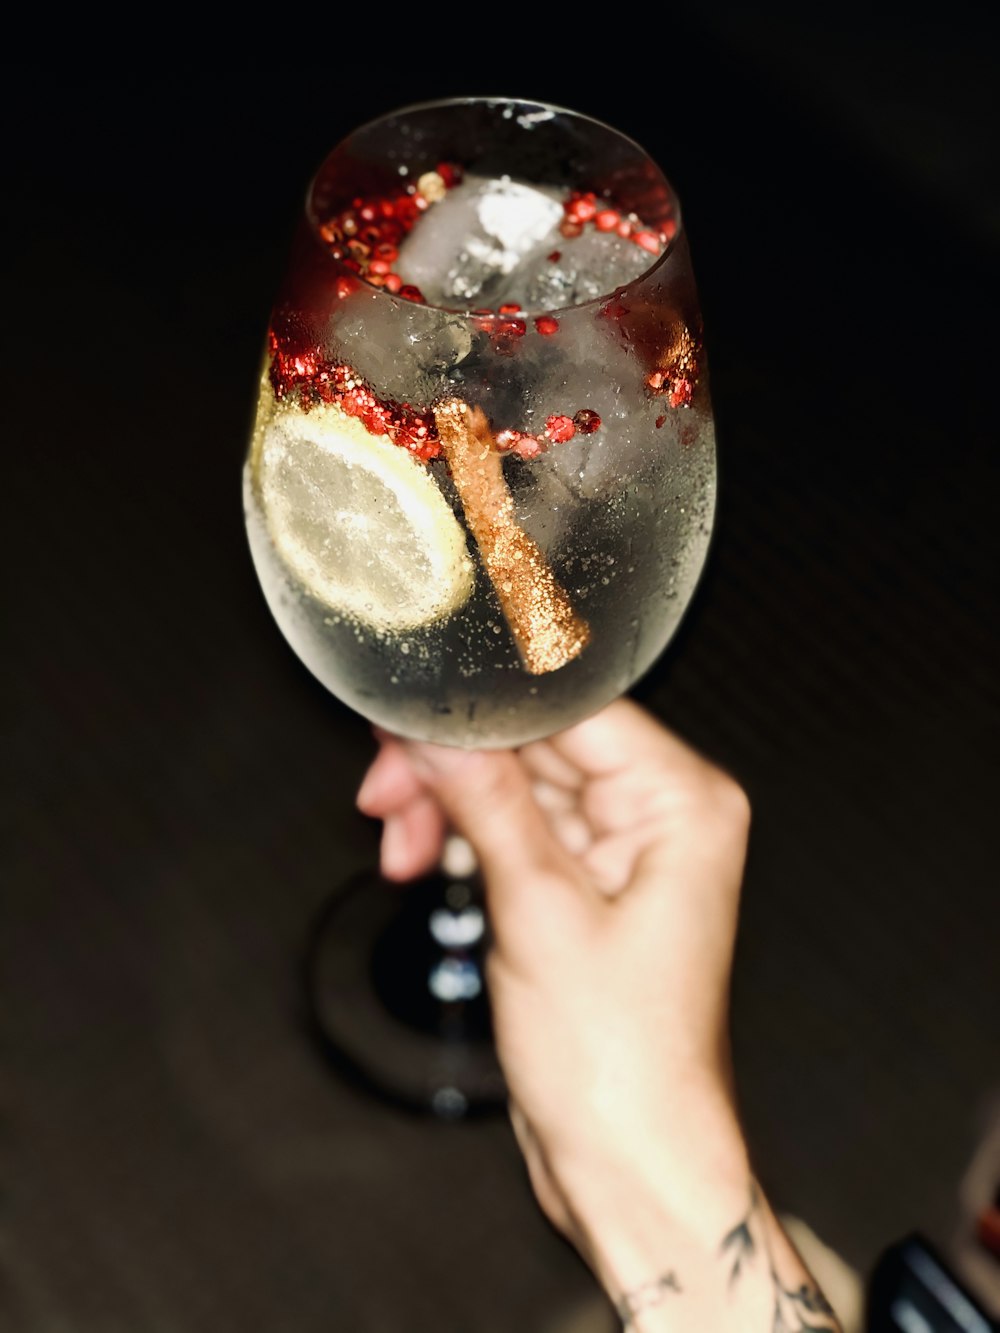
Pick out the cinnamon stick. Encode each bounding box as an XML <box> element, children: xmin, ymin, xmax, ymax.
<box><xmin>433</xmin><ymin>397</ymin><xmax>590</xmax><ymax>675</ymax></box>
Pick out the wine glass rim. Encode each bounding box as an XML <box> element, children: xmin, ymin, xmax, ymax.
<box><xmin>303</xmin><ymin>94</ymin><xmax>683</xmax><ymax>321</ymax></box>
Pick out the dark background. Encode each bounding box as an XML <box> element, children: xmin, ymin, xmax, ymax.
<box><xmin>5</xmin><ymin>9</ymin><xmax>999</xmax><ymax>1330</ymax></box>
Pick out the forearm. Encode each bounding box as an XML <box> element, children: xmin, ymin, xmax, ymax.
<box><xmin>556</xmin><ymin>1119</ymin><xmax>842</xmax><ymax>1332</ymax></box>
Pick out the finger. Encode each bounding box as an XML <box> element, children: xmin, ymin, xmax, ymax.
<box><xmin>530</xmin><ymin>779</ymin><xmax>592</xmax><ymax>853</ymax></box>
<box><xmin>581</xmin><ymin>828</ymin><xmax>644</xmax><ymax>897</ymax></box>
<box><xmin>380</xmin><ymin>793</ymin><xmax>448</xmax><ymax>881</ymax></box>
<box><xmin>552</xmin><ymin>700</ymin><xmax>739</xmax><ymax>845</ymax></box>
<box><xmin>356</xmin><ymin>736</ymin><xmax>427</xmax><ymax>817</ymax></box>
<box><xmin>402</xmin><ymin>742</ymin><xmax>583</xmax><ymax>909</ymax></box>
<box><xmin>519</xmin><ymin>739</ymin><xmax>583</xmax><ymax>791</ymax></box>
<box><xmin>528</xmin><ymin>781</ymin><xmax>593</xmax><ymax>872</ymax></box>
<box><xmin>548</xmin><ymin>810</ymin><xmax>593</xmax><ymax>858</ymax></box>
<box><xmin>550</xmin><ymin>696</ymin><xmax>716</xmax><ymax>785</ymax></box>
<box><xmin>530</xmin><ymin>779</ymin><xmax>578</xmax><ymax>816</ymax></box>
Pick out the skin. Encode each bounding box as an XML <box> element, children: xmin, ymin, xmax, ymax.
<box><xmin>357</xmin><ymin>698</ymin><xmax>841</xmax><ymax>1331</ymax></box>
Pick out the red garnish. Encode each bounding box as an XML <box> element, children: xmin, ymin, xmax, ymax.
<box><xmin>573</xmin><ymin>409</ymin><xmax>601</xmax><ymax>434</ymax></box>
<box><xmin>315</xmin><ymin>168</ymin><xmax>464</xmax><ymax>296</ymax></box>
<box><xmin>490</xmin><ymin>329</ymin><xmax>519</xmax><ymax>356</ymax></box>
<box><xmin>436</xmin><ymin>161</ymin><xmax>463</xmax><ymax>189</ymax></box>
<box><xmin>267</xmin><ymin>333</ymin><xmax>442</xmax><ymax>462</ymax></box>
<box><xmin>668</xmin><ymin>378</ymin><xmax>693</xmax><ymax>408</ymax></box>
<box><xmin>273</xmin><ymin>171</ymin><xmax>687</xmax><ymax>470</ymax></box>
<box><xmin>561</xmin><ymin>190</ymin><xmax>668</xmax><ymax>259</ymax></box>
<box><xmin>545</xmin><ymin>414</ymin><xmax>576</xmax><ymax>443</ymax></box>
<box><xmin>513</xmin><ymin>433</ymin><xmax>544</xmax><ymax>459</ymax></box>
<box><xmin>641</xmin><ymin>325</ymin><xmax>700</xmax><ymax>409</ymax></box>
<box><xmin>269</xmin><ymin>327</ymin><xmax>621</xmax><ymax>463</ymax></box>
<box><xmin>566</xmin><ymin>192</ymin><xmax>597</xmax><ymax>223</ymax></box>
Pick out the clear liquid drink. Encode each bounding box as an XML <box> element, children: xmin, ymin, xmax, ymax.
<box><xmin>244</xmin><ymin>100</ymin><xmax>716</xmax><ymax>747</ymax></box>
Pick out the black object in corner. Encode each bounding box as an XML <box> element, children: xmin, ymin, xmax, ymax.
<box><xmin>867</xmin><ymin>1233</ymin><xmax>998</xmax><ymax>1332</ymax></box>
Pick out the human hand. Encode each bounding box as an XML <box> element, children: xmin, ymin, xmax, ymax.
<box><xmin>357</xmin><ymin>701</ymin><xmax>748</xmax><ymax>1230</ymax></box>
<box><xmin>356</xmin><ymin>699</ymin><xmax>838</xmax><ymax>1330</ymax></box>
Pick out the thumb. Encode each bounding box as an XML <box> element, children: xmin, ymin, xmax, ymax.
<box><xmin>403</xmin><ymin>741</ymin><xmax>568</xmax><ymax>892</ymax></box>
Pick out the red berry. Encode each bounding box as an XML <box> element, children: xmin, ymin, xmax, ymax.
<box><xmin>436</xmin><ymin>161</ymin><xmax>463</xmax><ymax>188</ymax></box>
<box><xmin>545</xmin><ymin>414</ymin><xmax>576</xmax><ymax>443</ymax></box>
<box><xmin>573</xmin><ymin>409</ymin><xmax>601</xmax><ymax>434</ymax></box>
<box><xmin>633</xmin><ymin>229</ymin><xmax>661</xmax><ymax>254</ymax></box>
<box><xmin>668</xmin><ymin>378</ymin><xmax>693</xmax><ymax>408</ymax></box>
<box><xmin>566</xmin><ymin>192</ymin><xmax>597</xmax><ymax>222</ymax></box>
<box><xmin>514</xmin><ymin>434</ymin><xmax>544</xmax><ymax>459</ymax></box>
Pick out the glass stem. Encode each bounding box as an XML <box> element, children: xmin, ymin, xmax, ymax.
<box><xmin>426</xmin><ymin>834</ymin><xmax>487</xmax><ymax>1011</ymax></box>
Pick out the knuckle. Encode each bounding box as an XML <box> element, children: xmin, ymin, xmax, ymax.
<box><xmin>701</xmin><ymin>768</ymin><xmax>751</xmax><ymax>830</ymax></box>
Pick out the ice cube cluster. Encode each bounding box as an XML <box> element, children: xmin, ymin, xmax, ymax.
<box><xmin>395</xmin><ymin>175</ymin><xmax>652</xmax><ymax>312</ymax></box>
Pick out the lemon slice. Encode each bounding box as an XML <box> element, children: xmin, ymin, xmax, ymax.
<box><xmin>256</xmin><ymin>402</ymin><xmax>474</xmax><ymax>630</ymax></box>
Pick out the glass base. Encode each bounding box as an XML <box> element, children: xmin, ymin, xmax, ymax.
<box><xmin>302</xmin><ymin>865</ymin><xmax>508</xmax><ymax>1119</ymax></box>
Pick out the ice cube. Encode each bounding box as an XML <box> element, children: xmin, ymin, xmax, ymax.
<box><xmin>395</xmin><ymin>175</ymin><xmax>564</xmax><ymax>308</ymax></box>
<box><xmin>502</xmin><ymin>226</ymin><xmax>654</xmax><ymax>312</ymax></box>
<box><xmin>476</xmin><ymin>178</ymin><xmax>564</xmax><ymax>259</ymax></box>
<box><xmin>528</xmin><ymin>318</ymin><xmax>660</xmax><ymax>501</ymax></box>
<box><xmin>329</xmin><ymin>286</ymin><xmax>472</xmax><ymax>405</ymax></box>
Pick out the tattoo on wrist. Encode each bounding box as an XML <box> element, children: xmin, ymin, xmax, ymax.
<box><xmin>720</xmin><ymin>1182</ymin><xmax>840</xmax><ymax>1331</ymax></box>
<box><xmin>614</xmin><ymin>1271</ymin><xmax>681</xmax><ymax>1326</ymax></box>
<box><xmin>611</xmin><ymin>1182</ymin><xmax>839</xmax><ymax>1331</ymax></box>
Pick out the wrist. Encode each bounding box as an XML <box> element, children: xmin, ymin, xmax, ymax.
<box><xmin>552</xmin><ymin>1097</ymin><xmax>751</xmax><ymax>1311</ymax></box>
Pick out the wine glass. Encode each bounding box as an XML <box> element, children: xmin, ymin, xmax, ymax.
<box><xmin>243</xmin><ymin>97</ymin><xmax>716</xmax><ymax>1118</ymax></box>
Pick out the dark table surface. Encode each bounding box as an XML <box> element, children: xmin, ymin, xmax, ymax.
<box><xmin>5</xmin><ymin>13</ymin><xmax>1000</xmax><ymax>1330</ymax></box>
